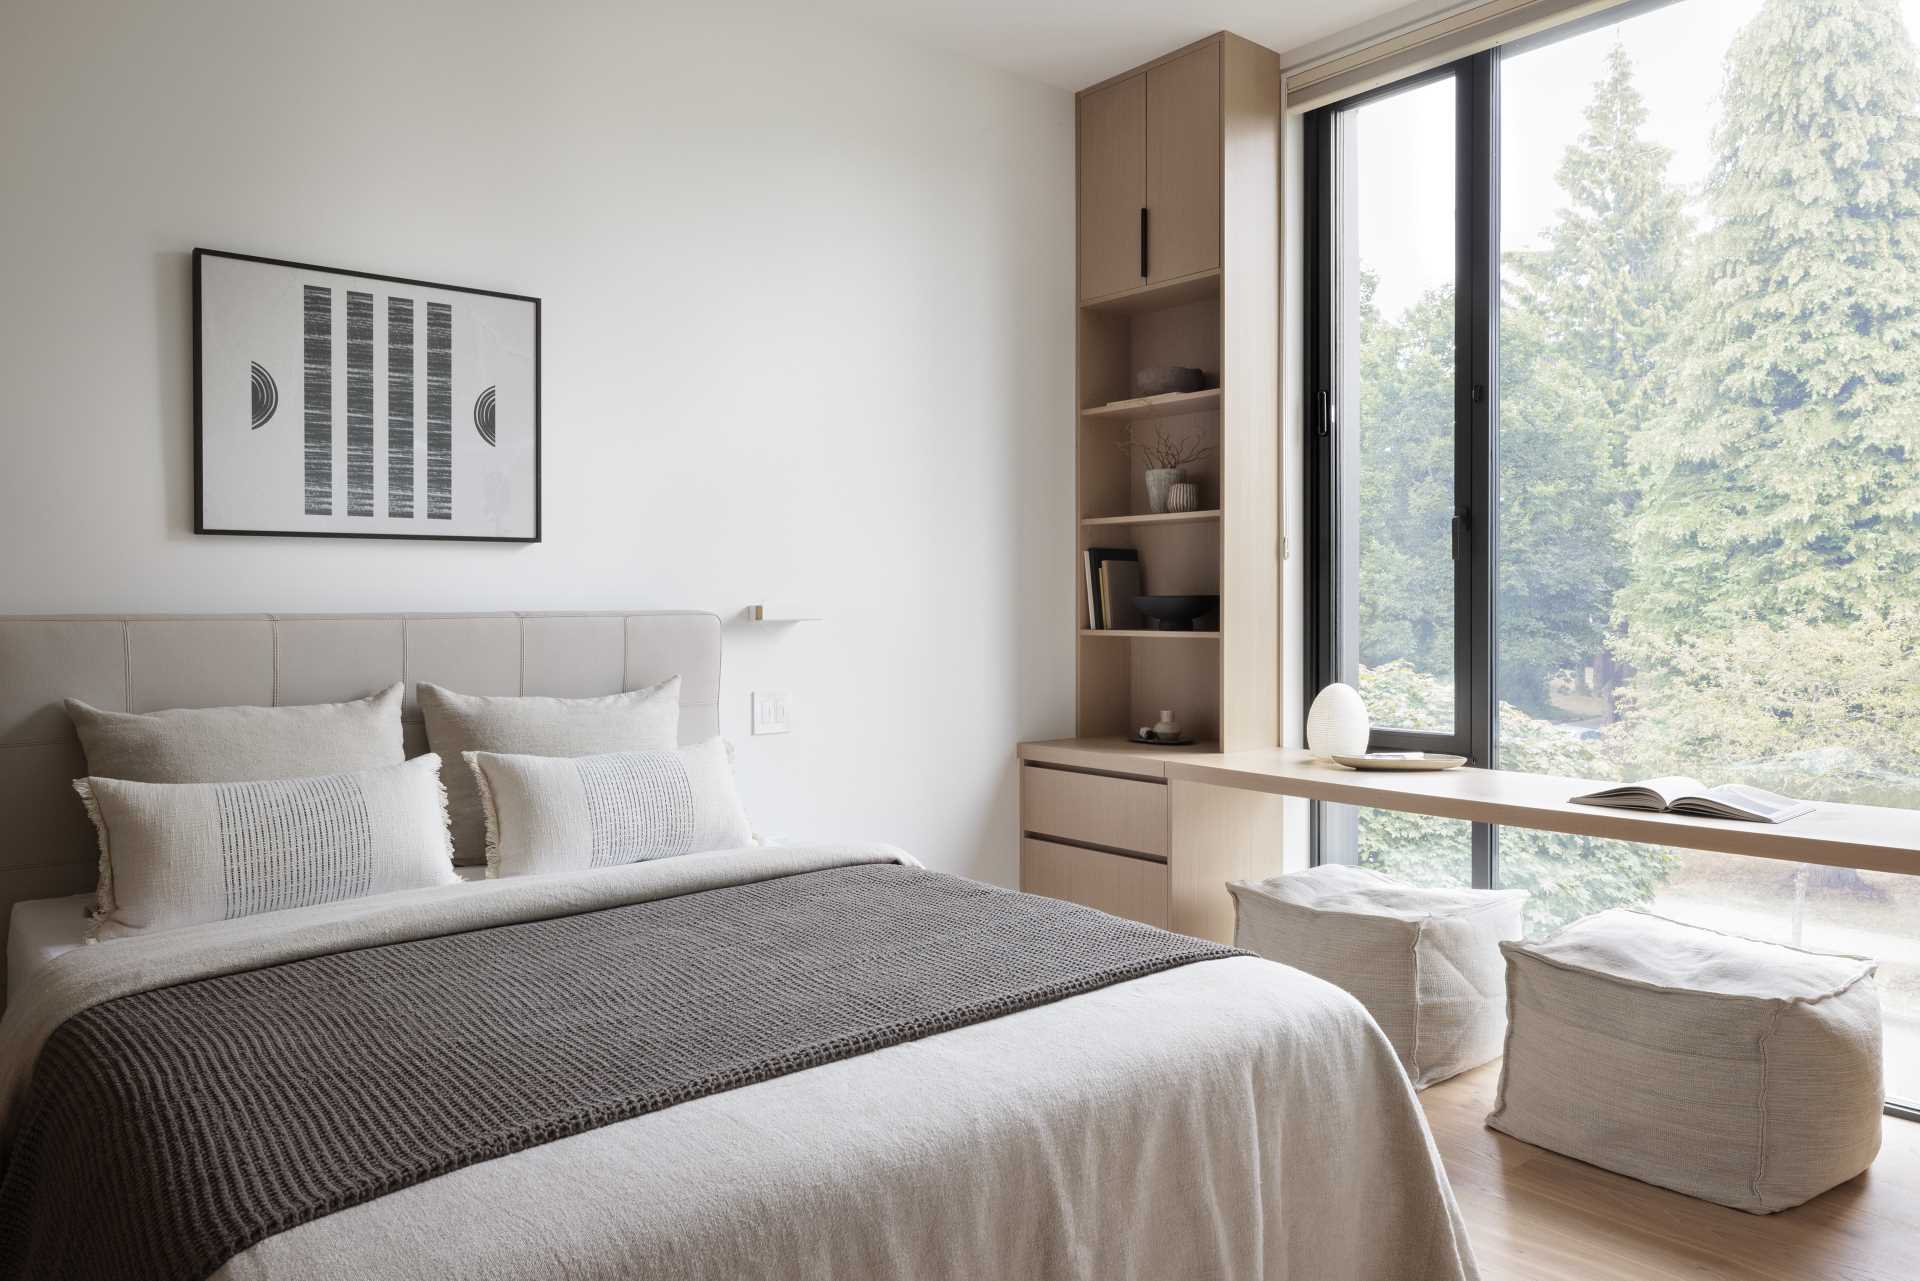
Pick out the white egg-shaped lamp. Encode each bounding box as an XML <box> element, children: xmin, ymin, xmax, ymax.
<box><xmin>1305</xmin><ymin>682</ymin><xmax>1370</xmax><ymax>758</ymax></box>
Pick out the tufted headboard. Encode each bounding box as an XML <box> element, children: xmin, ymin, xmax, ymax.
<box><xmin>0</xmin><ymin>610</ymin><xmax>722</xmax><ymax>993</ymax></box>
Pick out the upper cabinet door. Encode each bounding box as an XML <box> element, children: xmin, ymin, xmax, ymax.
<box><xmin>1078</xmin><ymin>73</ymin><xmax>1147</xmax><ymax>301</ymax></box>
<box><xmin>1145</xmin><ymin>43</ymin><xmax>1222</xmax><ymax>284</ymax></box>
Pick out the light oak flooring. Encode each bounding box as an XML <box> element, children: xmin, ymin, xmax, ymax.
<box><xmin>1422</xmin><ymin>1064</ymin><xmax>1920</xmax><ymax>1281</ymax></box>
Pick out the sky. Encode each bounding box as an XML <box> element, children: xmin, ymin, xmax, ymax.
<box><xmin>1354</xmin><ymin>0</ymin><xmax>1920</xmax><ymax>318</ymax></box>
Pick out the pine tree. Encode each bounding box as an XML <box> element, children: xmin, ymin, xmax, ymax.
<box><xmin>1503</xmin><ymin>42</ymin><xmax>1690</xmax><ymax>718</ymax></box>
<box><xmin>1511</xmin><ymin>40</ymin><xmax>1690</xmax><ymax>439</ymax></box>
<box><xmin>1620</xmin><ymin>0</ymin><xmax>1920</xmax><ymax>642</ymax></box>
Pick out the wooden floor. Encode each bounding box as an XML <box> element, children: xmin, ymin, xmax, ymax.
<box><xmin>1421</xmin><ymin>1064</ymin><xmax>1920</xmax><ymax>1281</ymax></box>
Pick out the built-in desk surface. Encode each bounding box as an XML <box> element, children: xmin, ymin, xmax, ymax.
<box><xmin>1163</xmin><ymin>748</ymin><xmax>1920</xmax><ymax>877</ymax></box>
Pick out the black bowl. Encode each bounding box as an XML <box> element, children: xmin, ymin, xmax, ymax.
<box><xmin>1133</xmin><ymin>595</ymin><xmax>1219</xmax><ymax>631</ymax></box>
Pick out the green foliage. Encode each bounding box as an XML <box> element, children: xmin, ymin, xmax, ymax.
<box><xmin>1509</xmin><ymin>41</ymin><xmax>1691</xmax><ymax>439</ymax></box>
<box><xmin>1350</xmin><ymin>1</ymin><xmax>1920</xmax><ymax>928</ymax></box>
<box><xmin>1622</xmin><ymin>0</ymin><xmax>1920</xmax><ymax>639</ymax></box>
<box><xmin>1357</xmin><ymin>284</ymin><xmax>1621</xmax><ymax>718</ymax></box>
<box><xmin>1356</xmin><ymin>281</ymin><xmax>1456</xmax><ymax>683</ymax></box>
<box><xmin>1356</xmin><ymin>662</ymin><xmax>1676</xmax><ymax>933</ymax></box>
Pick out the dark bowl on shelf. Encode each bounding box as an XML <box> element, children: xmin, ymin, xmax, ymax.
<box><xmin>1133</xmin><ymin>366</ymin><xmax>1207</xmax><ymax>396</ymax></box>
<box><xmin>1132</xmin><ymin>595</ymin><xmax>1219</xmax><ymax>631</ymax></box>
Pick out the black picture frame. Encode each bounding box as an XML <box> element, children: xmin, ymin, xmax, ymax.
<box><xmin>193</xmin><ymin>247</ymin><xmax>542</xmax><ymax>543</ymax></box>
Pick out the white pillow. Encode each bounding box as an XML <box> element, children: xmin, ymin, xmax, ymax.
<box><xmin>76</xmin><ymin>754</ymin><xmax>458</xmax><ymax>940</ymax></box>
<box><xmin>468</xmin><ymin>739</ymin><xmax>753</xmax><ymax>878</ymax></box>
<box><xmin>418</xmin><ymin>679</ymin><xmax>681</xmax><ymax>867</ymax></box>
<box><xmin>67</xmin><ymin>683</ymin><xmax>405</xmax><ymax>783</ymax></box>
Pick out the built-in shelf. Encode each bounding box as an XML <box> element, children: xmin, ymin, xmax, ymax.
<box><xmin>1081</xmin><ymin>388</ymin><xmax>1221</xmax><ymax>422</ymax></box>
<box><xmin>1081</xmin><ymin>508</ymin><xmax>1222</xmax><ymax>528</ymax></box>
<box><xmin>745</xmin><ymin>604</ymin><xmax>821</xmax><ymax>623</ymax></box>
<box><xmin>1080</xmin><ymin>629</ymin><xmax>1220</xmax><ymax>640</ymax></box>
<box><xmin>1161</xmin><ymin>749</ymin><xmax>1920</xmax><ymax>877</ymax></box>
<box><xmin>1081</xmin><ymin>268</ymin><xmax>1222</xmax><ymax>315</ymax></box>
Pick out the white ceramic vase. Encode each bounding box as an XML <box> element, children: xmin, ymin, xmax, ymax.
<box><xmin>1305</xmin><ymin>682</ymin><xmax>1370</xmax><ymax>758</ymax></box>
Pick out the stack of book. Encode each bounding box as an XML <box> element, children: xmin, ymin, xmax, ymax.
<box><xmin>1083</xmin><ymin>547</ymin><xmax>1145</xmax><ymax>629</ymax></box>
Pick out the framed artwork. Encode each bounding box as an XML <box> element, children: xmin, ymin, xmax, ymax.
<box><xmin>194</xmin><ymin>248</ymin><xmax>541</xmax><ymax>541</ymax></box>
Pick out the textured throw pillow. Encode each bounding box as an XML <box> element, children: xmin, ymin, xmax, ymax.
<box><xmin>419</xmin><ymin>679</ymin><xmax>681</xmax><ymax>867</ymax></box>
<box><xmin>66</xmin><ymin>683</ymin><xmax>406</xmax><ymax>783</ymax></box>
<box><xmin>468</xmin><ymin>739</ymin><xmax>752</xmax><ymax>878</ymax></box>
<box><xmin>76</xmin><ymin>754</ymin><xmax>458</xmax><ymax>940</ymax></box>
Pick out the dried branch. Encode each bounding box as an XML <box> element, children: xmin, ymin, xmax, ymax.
<box><xmin>1116</xmin><ymin>423</ymin><xmax>1214</xmax><ymax>471</ymax></box>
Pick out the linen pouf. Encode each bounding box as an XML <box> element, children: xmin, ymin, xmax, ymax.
<box><xmin>1228</xmin><ymin>865</ymin><xmax>1526</xmax><ymax>1087</ymax></box>
<box><xmin>1488</xmin><ymin>909</ymin><xmax>1882</xmax><ymax>1213</ymax></box>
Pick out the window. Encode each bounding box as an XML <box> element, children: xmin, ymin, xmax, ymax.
<box><xmin>1305</xmin><ymin>0</ymin><xmax>1920</xmax><ymax>1113</ymax></box>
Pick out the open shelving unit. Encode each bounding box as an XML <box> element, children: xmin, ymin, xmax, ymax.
<box><xmin>1070</xmin><ymin>35</ymin><xmax>1279</xmax><ymax>753</ymax></box>
<box><xmin>1016</xmin><ymin>31</ymin><xmax>1284</xmax><ymax>945</ymax></box>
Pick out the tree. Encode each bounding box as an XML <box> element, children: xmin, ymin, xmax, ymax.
<box><xmin>1495</xmin><ymin>300</ymin><xmax>1619</xmax><ymax>718</ymax></box>
<box><xmin>1355</xmin><ymin>280</ymin><xmax>1455</xmax><ymax>691</ymax></box>
<box><xmin>1357</xmin><ymin>661</ymin><xmax>1676</xmax><ymax>932</ymax></box>
<box><xmin>1354</xmin><ymin>282</ymin><xmax>1616</xmax><ymax>719</ymax></box>
<box><xmin>1510</xmin><ymin>41</ymin><xmax>1690</xmax><ymax>440</ymax></box>
<box><xmin>1506</xmin><ymin>41</ymin><xmax>1690</xmax><ymax>717</ymax></box>
<box><xmin>1621</xmin><ymin>0</ymin><xmax>1920</xmax><ymax>643</ymax></box>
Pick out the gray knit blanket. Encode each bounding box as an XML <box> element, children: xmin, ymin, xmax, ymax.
<box><xmin>0</xmin><ymin>864</ymin><xmax>1237</xmax><ymax>1281</ymax></box>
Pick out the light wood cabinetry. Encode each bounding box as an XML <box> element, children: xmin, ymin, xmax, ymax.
<box><xmin>1021</xmin><ymin>839</ymin><xmax>1169</xmax><ymax>930</ymax></box>
<box><xmin>1023</xmin><ymin>32</ymin><xmax>1285</xmax><ymax>941</ymax></box>
<box><xmin>1078</xmin><ymin>74</ymin><xmax>1148</xmax><ymax>301</ymax></box>
<box><xmin>1016</xmin><ymin>741</ymin><xmax>1284</xmax><ymax>944</ymax></box>
<box><xmin>1145</xmin><ymin>43</ymin><xmax>1222</xmax><ymax>285</ymax></box>
<box><xmin>1021</xmin><ymin>765</ymin><xmax>1169</xmax><ymax>857</ymax></box>
<box><xmin>1077</xmin><ymin>44</ymin><xmax>1226</xmax><ymax>301</ymax></box>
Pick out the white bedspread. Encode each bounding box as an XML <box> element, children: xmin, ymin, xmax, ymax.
<box><xmin>0</xmin><ymin>845</ymin><xmax>1478</xmax><ymax>1281</ymax></box>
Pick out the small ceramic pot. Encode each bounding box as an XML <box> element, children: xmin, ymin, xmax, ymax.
<box><xmin>1145</xmin><ymin>467</ymin><xmax>1185</xmax><ymax>514</ymax></box>
<box><xmin>1167</xmin><ymin>482</ymin><xmax>1200</xmax><ymax>513</ymax></box>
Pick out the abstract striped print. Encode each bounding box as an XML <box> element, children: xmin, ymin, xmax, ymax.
<box><xmin>345</xmin><ymin>290</ymin><xmax>374</xmax><ymax>516</ymax></box>
<box><xmin>216</xmin><ymin>775</ymin><xmax>375</xmax><ymax>918</ymax></box>
<box><xmin>426</xmin><ymin>301</ymin><xmax>453</xmax><ymax>519</ymax></box>
<box><xmin>577</xmin><ymin>752</ymin><xmax>696</xmax><ymax>866</ymax></box>
<box><xmin>301</xmin><ymin>285</ymin><xmax>331</xmax><ymax>515</ymax></box>
<box><xmin>387</xmin><ymin>297</ymin><xmax>414</xmax><ymax>517</ymax></box>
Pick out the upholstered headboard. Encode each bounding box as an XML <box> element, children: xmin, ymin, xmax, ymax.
<box><xmin>0</xmin><ymin>610</ymin><xmax>722</xmax><ymax>993</ymax></box>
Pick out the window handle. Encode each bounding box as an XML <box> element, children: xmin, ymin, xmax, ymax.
<box><xmin>1451</xmin><ymin>512</ymin><xmax>1468</xmax><ymax>561</ymax></box>
<box><xmin>1316</xmin><ymin>389</ymin><xmax>1332</xmax><ymax>437</ymax></box>
<box><xmin>1140</xmin><ymin>207</ymin><xmax>1149</xmax><ymax>279</ymax></box>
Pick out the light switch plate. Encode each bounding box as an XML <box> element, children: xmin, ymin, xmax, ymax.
<box><xmin>751</xmin><ymin>690</ymin><xmax>792</xmax><ymax>735</ymax></box>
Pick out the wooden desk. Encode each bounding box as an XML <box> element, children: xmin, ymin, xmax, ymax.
<box><xmin>1164</xmin><ymin>749</ymin><xmax>1920</xmax><ymax>877</ymax></box>
<box><xmin>1018</xmin><ymin>739</ymin><xmax>1920</xmax><ymax>941</ymax></box>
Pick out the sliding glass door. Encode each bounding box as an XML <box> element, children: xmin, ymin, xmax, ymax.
<box><xmin>1305</xmin><ymin>0</ymin><xmax>1920</xmax><ymax>1111</ymax></box>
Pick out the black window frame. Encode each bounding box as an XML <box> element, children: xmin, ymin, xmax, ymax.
<box><xmin>1303</xmin><ymin>51</ymin><xmax>1500</xmax><ymax>883</ymax></box>
<box><xmin>1300</xmin><ymin>34</ymin><xmax>1919</xmax><ymax>1123</ymax></box>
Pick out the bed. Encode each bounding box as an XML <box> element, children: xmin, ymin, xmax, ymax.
<box><xmin>0</xmin><ymin>611</ymin><xmax>1478</xmax><ymax>1281</ymax></box>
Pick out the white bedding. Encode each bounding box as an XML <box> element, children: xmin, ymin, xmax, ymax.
<box><xmin>5</xmin><ymin>866</ymin><xmax>491</xmax><ymax>1007</ymax></box>
<box><xmin>0</xmin><ymin>845</ymin><xmax>1479</xmax><ymax>1281</ymax></box>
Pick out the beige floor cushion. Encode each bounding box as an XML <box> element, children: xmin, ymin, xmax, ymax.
<box><xmin>1488</xmin><ymin>909</ymin><xmax>1882</xmax><ymax>1213</ymax></box>
<box><xmin>1229</xmin><ymin>864</ymin><xmax>1526</xmax><ymax>1088</ymax></box>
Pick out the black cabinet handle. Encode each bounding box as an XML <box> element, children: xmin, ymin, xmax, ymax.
<box><xmin>1139</xmin><ymin>207</ymin><xmax>1149</xmax><ymax>279</ymax></box>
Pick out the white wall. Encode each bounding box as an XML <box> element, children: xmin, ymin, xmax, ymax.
<box><xmin>0</xmin><ymin>0</ymin><xmax>1076</xmax><ymax>885</ymax></box>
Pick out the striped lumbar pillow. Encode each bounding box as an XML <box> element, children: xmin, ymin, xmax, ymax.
<box><xmin>467</xmin><ymin>739</ymin><xmax>753</xmax><ymax>878</ymax></box>
<box><xmin>76</xmin><ymin>754</ymin><xmax>458</xmax><ymax>940</ymax></box>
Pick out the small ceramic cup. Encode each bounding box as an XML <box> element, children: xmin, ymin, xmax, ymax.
<box><xmin>1166</xmin><ymin>482</ymin><xmax>1200</xmax><ymax>513</ymax></box>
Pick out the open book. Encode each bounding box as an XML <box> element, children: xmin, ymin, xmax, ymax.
<box><xmin>1570</xmin><ymin>776</ymin><xmax>1814</xmax><ymax>824</ymax></box>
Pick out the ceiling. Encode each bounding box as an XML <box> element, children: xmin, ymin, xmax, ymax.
<box><xmin>809</xmin><ymin>0</ymin><xmax>1450</xmax><ymax>90</ymax></box>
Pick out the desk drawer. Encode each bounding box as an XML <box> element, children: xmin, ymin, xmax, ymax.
<box><xmin>1020</xmin><ymin>838</ymin><xmax>1169</xmax><ymax>929</ymax></box>
<box><xmin>1020</xmin><ymin>765</ymin><xmax>1168</xmax><ymax>856</ymax></box>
